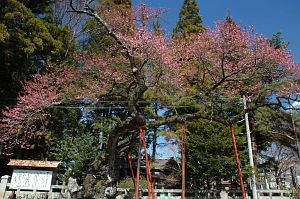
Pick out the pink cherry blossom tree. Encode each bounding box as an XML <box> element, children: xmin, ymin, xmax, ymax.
<box><xmin>0</xmin><ymin>63</ymin><xmax>78</xmax><ymax>156</ymax></box>
<box><xmin>173</xmin><ymin>18</ymin><xmax>299</xmax><ymax>100</ymax></box>
<box><xmin>0</xmin><ymin>2</ymin><xmax>299</xmax><ymax>197</ymax></box>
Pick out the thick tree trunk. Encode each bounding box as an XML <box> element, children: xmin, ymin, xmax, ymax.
<box><xmin>81</xmin><ymin>132</ymin><xmax>120</xmax><ymax>199</ymax></box>
<box><xmin>106</xmin><ymin>132</ymin><xmax>120</xmax><ymax>183</ymax></box>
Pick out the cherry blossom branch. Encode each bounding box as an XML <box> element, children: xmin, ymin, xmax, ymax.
<box><xmin>69</xmin><ymin>0</ymin><xmax>123</xmax><ymax>47</ymax></box>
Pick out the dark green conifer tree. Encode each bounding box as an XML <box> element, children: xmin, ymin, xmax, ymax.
<box><xmin>173</xmin><ymin>0</ymin><xmax>205</xmax><ymax>37</ymax></box>
<box><xmin>186</xmin><ymin>120</ymin><xmax>248</xmax><ymax>188</ymax></box>
<box><xmin>0</xmin><ymin>0</ymin><xmax>73</xmax><ymax>110</ymax></box>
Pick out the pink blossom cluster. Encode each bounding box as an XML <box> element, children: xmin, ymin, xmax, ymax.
<box><xmin>133</xmin><ymin>4</ymin><xmax>165</xmax><ymax>26</ymax></box>
<box><xmin>100</xmin><ymin>5</ymin><xmax>133</xmax><ymax>33</ymax></box>
<box><xmin>116</xmin><ymin>27</ymin><xmax>182</xmax><ymax>89</ymax></box>
<box><xmin>74</xmin><ymin>53</ymin><xmax>132</xmax><ymax>100</ymax></box>
<box><xmin>174</xmin><ymin>20</ymin><xmax>300</xmax><ymax>97</ymax></box>
<box><xmin>0</xmin><ymin>65</ymin><xmax>77</xmax><ymax>155</ymax></box>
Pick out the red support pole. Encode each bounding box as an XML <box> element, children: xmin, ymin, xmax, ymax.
<box><xmin>142</xmin><ymin>129</ymin><xmax>155</xmax><ymax>199</ymax></box>
<box><xmin>142</xmin><ymin>130</ymin><xmax>151</xmax><ymax>198</ymax></box>
<box><xmin>135</xmin><ymin>128</ymin><xmax>143</xmax><ymax>199</ymax></box>
<box><xmin>181</xmin><ymin>123</ymin><xmax>186</xmax><ymax>199</ymax></box>
<box><xmin>128</xmin><ymin>153</ymin><xmax>136</xmax><ymax>190</ymax></box>
<box><xmin>230</xmin><ymin>125</ymin><xmax>246</xmax><ymax>199</ymax></box>
<box><xmin>150</xmin><ymin>171</ymin><xmax>155</xmax><ymax>199</ymax></box>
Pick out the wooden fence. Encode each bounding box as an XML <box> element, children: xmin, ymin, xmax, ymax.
<box><xmin>0</xmin><ymin>175</ymin><xmax>293</xmax><ymax>199</ymax></box>
<box><xmin>116</xmin><ymin>188</ymin><xmax>293</xmax><ymax>199</ymax></box>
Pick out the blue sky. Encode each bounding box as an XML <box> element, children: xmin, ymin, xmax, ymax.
<box><xmin>133</xmin><ymin>0</ymin><xmax>300</xmax><ymax>62</ymax></box>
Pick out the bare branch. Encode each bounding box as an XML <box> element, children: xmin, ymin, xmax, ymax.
<box><xmin>69</xmin><ymin>0</ymin><xmax>124</xmax><ymax>47</ymax></box>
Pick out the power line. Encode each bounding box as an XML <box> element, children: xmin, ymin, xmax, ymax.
<box><xmin>46</xmin><ymin>105</ymin><xmax>196</xmax><ymax>109</ymax></box>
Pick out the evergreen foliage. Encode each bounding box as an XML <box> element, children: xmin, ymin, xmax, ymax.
<box><xmin>48</xmin><ymin>108</ymin><xmax>100</xmax><ymax>183</ymax></box>
<box><xmin>50</xmin><ymin>131</ymin><xmax>98</xmax><ymax>184</ymax></box>
<box><xmin>255</xmin><ymin>107</ymin><xmax>299</xmax><ymax>152</ymax></box>
<box><xmin>173</xmin><ymin>0</ymin><xmax>205</xmax><ymax>36</ymax></box>
<box><xmin>0</xmin><ymin>0</ymin><xmax>72</xmax><ymax>109</ymax></box>
<box><xmin>269</xmin><ymin>32</ymin><xmax>289</xmax><ymax>49</ymax></box>
<box><xmin>186</xmin><ymin>120</ymin><xmax>248</xmax><ymax>188</ymax></box>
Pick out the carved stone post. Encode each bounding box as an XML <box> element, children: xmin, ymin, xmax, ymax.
<box><xmin>0</xmin><ymin>175</ymin><xmax>10</xmax><ymax>199</ymax></box>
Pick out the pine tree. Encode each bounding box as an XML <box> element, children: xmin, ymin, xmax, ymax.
<box><xmin>0</xmin><ymin>0</ymin><xmax>72</xmax><ymax>110</ymax></box>
<box><xmin>173</xmin><ymin>0</ymin><xmax>205</xmax><ymax>37</ymax></box>
<box><xmin>269</xmin><ymin>32</ymin><xmax>289</xmax><ymax>49</ymax></box>
<box><xmin>186</xmin><ymin>120</ymin><xmax>248</xmax><ymax>188</ymax></box>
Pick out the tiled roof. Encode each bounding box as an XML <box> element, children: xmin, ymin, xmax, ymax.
<box><xmin>7</xmin><ymin>159</ymin><xmax>60</xmax><ymax>169</ymax></box>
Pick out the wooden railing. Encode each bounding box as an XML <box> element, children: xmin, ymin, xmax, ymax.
<box><xmin>256</xmin><ymin>189</ymin><xmax>292</xmax><ymax>199</ymax></box>
<box><xmin>0</xmin><ymin>175</ymin><xmax>293</xmax><ymax>199</ymax></box>
<box><xmin>116</xmin><ymin>188</ymin><xmax>293</xmax><ymax>199</ymax></box>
